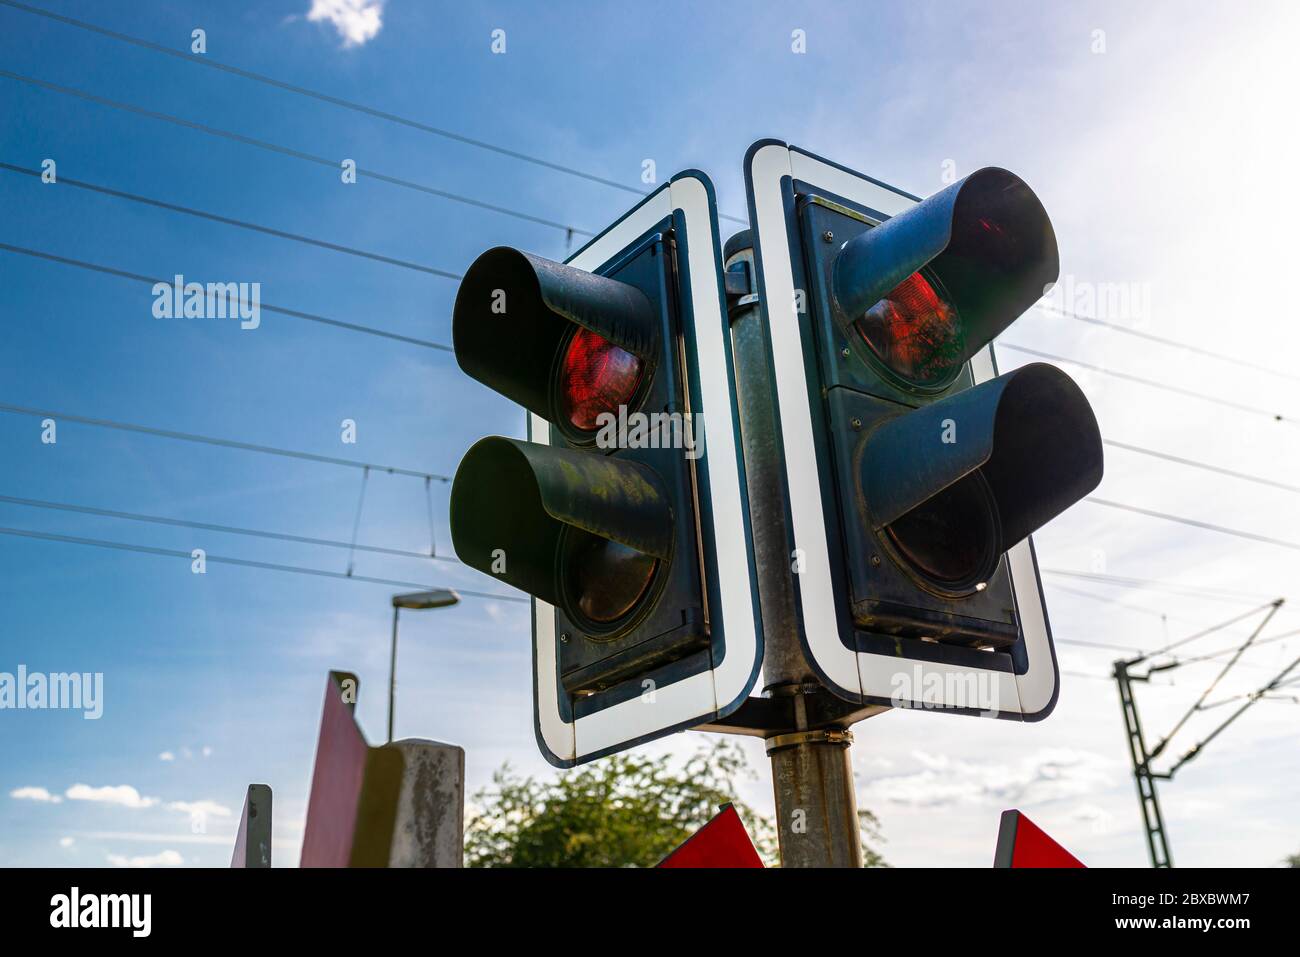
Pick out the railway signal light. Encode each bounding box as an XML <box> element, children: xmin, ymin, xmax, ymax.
<box><xmin>744</xmin><ymin>142</ymin><xmax>1103</xmax><ymax>717</ymax></box>
<box><xmin>450</xmin><ymin>174</ymin><xmax>762</xmax><ymax>765</ymax></box>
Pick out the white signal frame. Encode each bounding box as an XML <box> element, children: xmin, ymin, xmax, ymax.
<box><xmin>744</xmin><ymin>141</ymin><xmax>1059</xmax><ymax>719</ymax></box>
<box><xmin>530</xmin><ymin>172</ymin><xmax>764</xmax><ymax>766</ymax></box>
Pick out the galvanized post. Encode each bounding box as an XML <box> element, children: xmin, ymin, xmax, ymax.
<box><xmin>726</xmin><ymin>232</ymin><xmax>864</xmax><ymax>868</ymax></box>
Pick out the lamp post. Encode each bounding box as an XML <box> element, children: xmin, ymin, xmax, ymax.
<box><xmin>388</xmin><ymin>589</ymin><xmax>460</xmax><ymax>742</ymax></box>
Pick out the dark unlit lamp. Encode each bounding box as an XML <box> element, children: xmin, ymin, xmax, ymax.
<box><xmin>392</xmin><ymin>589</ymin><xmax>460</xmax><ymax>610</ymax></box>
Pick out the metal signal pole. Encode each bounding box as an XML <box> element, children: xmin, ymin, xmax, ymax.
<box><xmin>725</xmin><ymin>233</ymin><xmax>874</xmax><ymax>868</ymax></box>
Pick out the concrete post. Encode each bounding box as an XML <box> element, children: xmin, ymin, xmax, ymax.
<box><xmin>386</xmin><ymin>740</ymin><xmax>465</xmax><ymax>868</ymax></box>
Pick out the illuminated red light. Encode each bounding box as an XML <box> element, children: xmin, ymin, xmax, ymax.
<box><xmin>854</xmin><ymin>271</ymin><xmax>963</xmax><ymax>387</ymax></box>
<box><xmin>559</xmin><ymin>326</ymin><xmax>645</xmax><ymax>431</ymax></box>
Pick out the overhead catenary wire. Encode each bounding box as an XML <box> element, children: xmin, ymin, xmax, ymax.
<box><xmin>1159</xmin><ymin>627</ymin><xmax>1300</xmax><ymax>670</ymax></box>
<box><xmin>1042</xmin><ymin>584</ymin><xmax>1270</xmax><ymax>662</ymax></box>
<box><xmin>345</xmin><ymin>466</ymin><xmax>371</xmax><ymax>577</ymax></box>
<box><xmin>1034</xmin><ymin>303</ymin><xmax>1300</xmax><ymax>384</ymax></box>
<box><xmin>0</xmin><ymin>400</ymin><xmax>451</xmax><ymax>481</ymax></box>
<box><xmin>1041</xmin><ymin>585</ymin><xmax>1272</xmax><ymax>655</ymax></box>
<box><xmin>0</xmin><ymin>524</ymin><xmax>525</xmax><ymax>602</ymax></box>
<box><xmin>423</xmin><ymin>477</ymin><xmax>438</xmax><ymax>558</ymax></box>
<box><xmin>0</xmin><ymin>491</ymin><xmax>460</xmax><ymax>562</ymax></box>
<box><xmin>0</xmin><ymin>241</ymin><xmax>453</xmax><ymax>351</ymax></box>
<box><xmin>0</xmin><ymin>0</ymin><xmax>752</xmax><ymax>226</ymax></box>
<box><xmin>1039</xmin><ymin>568</ymin><xmax>1279</xmax><ymax>604</ymax></box>
<box><xmin>0</xmin><ymin>0</ymin><xmax>635</xmax><ymax>198</ymax></box>
<box><xmin>1061</xmin><ymin>669</ymin><xmax>1115</xmax><ymax>683</ymax></box>
<box><xmin>1045</xmin><ymin>581</ymin><xmax>1174</xmax><ymax>621</ymax></box>
<box><xmin>1057</xmin><ymin>636</ymin><xmax>1148</xmax><ymax>654</ymax></box>
<box><xmin>0</xmin><ymin>68</ymin><xmax>594</xmax><ymax>238</ymax></box>
<box><xmin>1055</xmin><ymin>635</ymin><xmax>1281</xmax><ymax>675</ymax></box>
<box><xmin>1142</xmin><ymin>601</ymin><xmax>1282</xmax><ymax>662</ymax></box>
<box><xmin>1086</xmin><ymin>497</ymin><xmax>1300</xmax><ymax>553</ymax></box>
<box><xmin>1158</xmin><ymin>650</ymin><xmax>1300</xmax><ymax>777</ymax></box>
<box><xmin>0</xmin><ymin>161</ymin><xmax>462</xmax><ymax>278</ymax></box>
<box><xmin>998</xmin><ymin>342</ymin><xmax>1297</xmax><ymax>425</ymax></box>
<box><xmin>1200</xmin><ymin>689</ymin><xmax>1300</xmax><ymax>710</ymax></box>
<box><xmin>1063</xmin><ymin>668</ymin><xmax>1178</xmax><ymax>688</ymax></box>
<box><xmin>1102</xmin><ymin>439</ymin><xmax>1300</xmax><ymax>494</ymax></box>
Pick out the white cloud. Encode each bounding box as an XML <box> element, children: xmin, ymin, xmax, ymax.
<box><xmin>10</xmin><ymin>786</ymin><xmax>61</xmax><ymax>803</ymax></box>
<box><xmin>201</xmin><ymin>746</ymin><xmax>213</xmax><ymax>758</ymax></box>
<box><xmin>306</xmin><ymin>0</ymin><xmax>384</xmax><ymax>48</ymax></box>
<box><xmin>158</xmin><ymin>751</ymin><xmax>175</xmax><ymax>762</ymax></box>
<box><xmin>59</xmin><ymin>837</ymin><xmax>74</xmax><ymax>848</ymax></box>
<box><xmin>65</xmin><ymin>784</ymin><xmax>157</xmax><ymax>809</ymax></box>
<box><xmin>1071</xmin><ymin>803</ymin><xmax>1111</xmax><ymax>823</ymax></box>
<box><xmin>861</xmin><ymin>748</ymin><xmax>1114</xmax><ymax>809</ymax></box>
<box><xmin>165</xmin><ymin>800</ymin><xmax>232</xmax><ymax>819</ymax></box>
<box><xmin>106</xmin><ymin>849</ymin><xmax>184</xmax><ymax>868</ymax></box>
<box><xmin>1070</xmin><ymin>803</ymin><xmax>1117</xmax><ymax>836</ymax></box>
<box><xmin>77</xmin><ymin>831</ymin><xmax>236</xmax><ymax>847</ymax></box>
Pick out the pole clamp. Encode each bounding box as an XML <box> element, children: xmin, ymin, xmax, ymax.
<box><xmin>765</xmin><ymin>728</ymin><xmax>854</xmax><ymax>755</ymax></box>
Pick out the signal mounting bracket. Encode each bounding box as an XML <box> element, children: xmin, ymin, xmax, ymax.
<box><xmin>694</xmin><ymin>686</ymin><xmax>887</xmax><ymax>738</ymax></box>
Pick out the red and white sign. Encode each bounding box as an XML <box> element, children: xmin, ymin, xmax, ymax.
<box><xmin>658</xmin><ymin>804</ymin><xmax>764</xmax><ymax>869</ymax></box>
<box><xmin>993</xmin><ymin>809</ymin><xmax>1085</xmax><ymax>868</ymax></box>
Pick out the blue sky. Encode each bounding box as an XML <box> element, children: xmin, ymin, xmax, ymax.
<box><xmin>2</xmin><ymin>0</ymin><xmax>1298</xmax><ymax>867</ymax></box>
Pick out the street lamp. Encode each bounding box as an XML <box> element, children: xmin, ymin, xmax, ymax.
<box><xmin>388</xmin><ymin>589</ymin><xmax>460</xmax><ymax>742</ymax></box>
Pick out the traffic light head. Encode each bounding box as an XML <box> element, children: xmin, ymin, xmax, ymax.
<box><xmin>449</xmin><ymin>174</ymin><xmax>763</xmax><ymax>765</ymax></box>
<box><xmin>744</xmin><ymin>141</ymin><xmax>1102</xmax><ymax>716</ymax></box>
<box><xmin>831</xmin><ymin>168</ymin><xmax>1059</xmax><ymax>388</ymax></box>
<box><xmin>452</xmin><ymin>231</ymin><xmax>706</xmax><ymax>691</ymax></box>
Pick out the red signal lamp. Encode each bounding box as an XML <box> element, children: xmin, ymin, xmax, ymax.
<box><xmin>559</xmin><ymin>326</ymin><xmax>644</xmax><ymax>432</ymax></box>
<box><xmin>854</xmin><ymin>269</ymin><xmax>964</xmax><ymax>389</ymax></box>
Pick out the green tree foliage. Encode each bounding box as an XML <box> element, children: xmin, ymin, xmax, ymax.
<box><xmin>464</xmin><ymin>740</ymin><xmax>887</xmax><ymax>868</ymax></box>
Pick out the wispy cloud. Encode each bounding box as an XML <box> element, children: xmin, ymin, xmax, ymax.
<box><xmin>65</xmin><ymin>784</ymin><xmax>157</xmax><ymax>809</ymax></box>
<box><xmin>22</xmin><ymin>781</ymin><xmax>232</xmax><ymax>821</ymax></box>
<box><xmin>10</xmin><ymin>786</ymin><xmax>61</xmax><ymax>804</ymax></box>
<box><xmin>79</xmin><ymin>830</ymin><xmax>301</xmax><ymax>852</ymax></box>
<box><xmin>159</xmin><ymin>745</ymin><xmax>212</xmax><ymax>762</ymax></box>
<box><xmin>78</xmin><ymin>831</ymin><xmax>234</xmax><ymax>846</ymax></box>
<box><xmin>861</xmin><ymin>748</ymin><xmax>1114</xmax><ymax>809</ymax></box>
<box><xmin>106</xmin><ymin>849</ymin><xmax>183</xmax><ymax>868</ymax></box>
<box><xmin>306</xmin><ymin>0</ymin><xmax>384</xmax><ymax>48</ymax></box>
<box><xmin>165</xmin><ymin>800</ymin><xmax>232</xmax><ymax>819</ymax></box>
